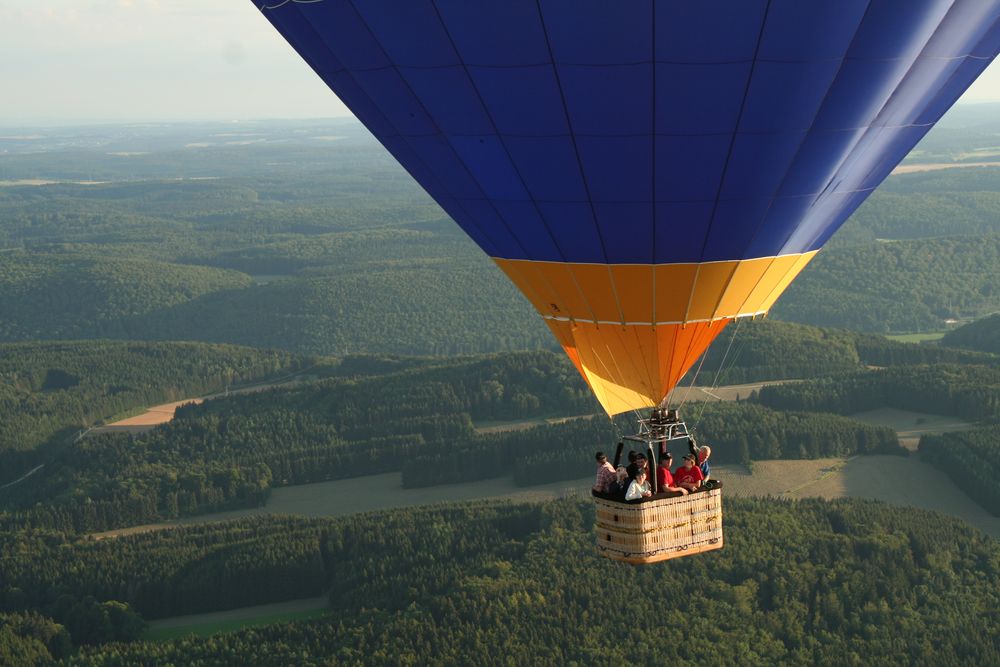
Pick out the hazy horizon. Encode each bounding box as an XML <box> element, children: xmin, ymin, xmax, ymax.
<box><xmin>2</xmin><ymin>2</ymin><xmax>999</xmax><ymax>126</ymax></box>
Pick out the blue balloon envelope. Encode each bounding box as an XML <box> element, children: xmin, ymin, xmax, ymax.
<box><xmin>255</xmin><ymin>0</ymin><xmax>1000</xmax><ymax>415</ymax></box>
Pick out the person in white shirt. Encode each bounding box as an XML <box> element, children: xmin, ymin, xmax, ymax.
<box><xmin>625</xmin><ymin>468</ymin><xmax>652</xmax><ymax>501</ymax></box>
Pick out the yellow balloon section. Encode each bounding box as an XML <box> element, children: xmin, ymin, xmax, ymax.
<box><xmin>496</xmin><ymin>253</ymin><xmax>816</xmax><ymax>415</ymax></box>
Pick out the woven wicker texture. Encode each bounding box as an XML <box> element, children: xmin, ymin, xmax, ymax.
<box><xmin>595</xmin><ymin>488</ymin><xmax>723</xmax><ymax>564</ymax></box>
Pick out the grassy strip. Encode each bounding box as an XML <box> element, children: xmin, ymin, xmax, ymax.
<box><xmin>142</xmin><ymin>608</ymin><xmax>330</xmax><ymax>642</ymax></box>
<box><xmin>884</xmin><ymin>332</ymin><xmax>945</xmax><ymax>343</ymax></box>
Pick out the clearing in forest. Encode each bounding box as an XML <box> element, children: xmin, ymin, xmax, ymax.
<box><xmin>850</xmin><ymin>407</ymin><xmax>974</xmax><ymax>450</ymax></box>
<box><xmin>144</xmin><ymin>597</ymin><xmax>329</xmax><ymax>641</ymax></box>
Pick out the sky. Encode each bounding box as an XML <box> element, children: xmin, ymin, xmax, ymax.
<box><xmin>1</xmin><ymin>1</ymin><xmax>999</xmax><ymax>125</ymax></box>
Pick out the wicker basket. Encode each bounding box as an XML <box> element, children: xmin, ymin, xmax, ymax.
<box><xmin>594</xmin><ymin>487</ymin><xmax>723</xmax><ymax>564</ymax></box>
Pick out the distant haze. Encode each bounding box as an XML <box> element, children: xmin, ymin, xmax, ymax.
<box><xmin>1</xmin><ymin>2</ymin><xmax>999</xmax><ymax>125</ymax></box>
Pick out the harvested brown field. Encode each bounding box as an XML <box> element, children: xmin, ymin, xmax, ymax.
<box><xmin>103</xmin><ymin>399</ymin><xmax>203</xmax><ymax>428</ymax></box>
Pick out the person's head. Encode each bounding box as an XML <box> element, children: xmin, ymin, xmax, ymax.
<box><xmin>616</xmin><ymin>466</ymin><xmax>628</xmax><ymax>481</ymax></box>
<box><xmin>595</xmin><ymin>451</ymin><xmax>608</xmax><ymax>464</ymax></box>
<box><xmin>682</xmin><ymin>454</ymin><xmax>696</xmax><ymax>468</ymax></box>
<box><xmin>636</xmin><ymin>469</ymin><xmax>647</xmax><ymax>483</ymax></box>
<box><xmin>659</xmin><ymin>454</ymin><xmax>672</xmax><ymax>468</ymax></box>
<box><xmin>637</xmin><ymin>453</ymin><xmax>648</xmax><ymax>467</ymax></box>
<box><xmin>698</xmin><ymin>446</ymin><xmax>712</xmax><ymax>464</ymax></box>
<box><xmin>628</xmin><ymin>450</ymin><xmax>638</xmax><ymax>463</ymax></box>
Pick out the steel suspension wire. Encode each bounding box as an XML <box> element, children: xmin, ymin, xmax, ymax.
<box><xmin>676</xmin><ymin>343</ymin><xmax>711</xmax><ymax>413</ymax></box>
<box><xmin>697</xmin><ymin>316</ymin><xmax>751</xmax><ymax>424</ymax></box>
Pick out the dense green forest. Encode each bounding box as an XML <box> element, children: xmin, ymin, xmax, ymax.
<box><xmin>0</xmin><ymin>340</ymin><xmax>305</xmax><ymax>456</ymax></box>
<box><xmin>941</xmin><ymin>313</ymin><xmax>1000</xmax><ymax>354</ymax></box>
<box><xmin>0</xmin><ymin>249</ymin><xmax>254</xmax><ymax>340</ymax></box>
<box><xmin>773</xmin><ymin>234</ymin><xmax>1000</xmax><ymax>332</ymax></box>
<box><xmin>691</xmin><ymin>318</ymin><xmax>994</xmax><ymax>387</ymax></box>
<box><xmin>828</xmin><ymin>167</ymin><xmax>1000</xmax><ymax>247</ymax></box>
<box><xmin>920</xmin><ymin>426</ymin><xmax>1000</xmax><ymax>516</ymax></box>
<box><xmin>3</xmin><ymin>497</ymin><xmax>1000</xmax><ymax>664</ymax></box>
<box><xmin>756</xmin><ymin>364</ymin><xmax>1000</xmax><ymax>422</ymax></box>
<box><xmin>2</xmin><ymin>126</ymin><xmax>999</xmax><ymax>356</ymax></box>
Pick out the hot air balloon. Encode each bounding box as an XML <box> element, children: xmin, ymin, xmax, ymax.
<box><xmin>253</xmin><ymin>0</ymin><xmax>1000</xmax><ymax>563</ymax></box>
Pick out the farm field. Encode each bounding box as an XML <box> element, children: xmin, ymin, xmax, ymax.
<box><xmin>890</xmin><ymin>161</ymin><xmax>1000</xmax><ymax>173</ymax></box>
<box><xmin>89</xmin><ymin>472</ymin><xmax>590</xmax><ymax>540</ymax></box>
<box><xmin>850</xmin><ymin>407</ymin><xmax>974</xmax><ymax>450</ymax></box>
<box><xmin>670</xmin><ymin>381</ymin><xmax>783</xmax><ymax>403</ymax></box>
<box><xmin>93</xmin><ymin>399</ymin><xmax>205</xmax><ymax>433</ymax></box>
<box><xmin>93</xmin><ymin>450</ymin><xmax>1000</xmax><ymax>542</ymax></box>
<box><xmin>884</xmin><ymin>332</ymin><xmax>946</xmax><ymax>343</ymax></box>
<box><xmin>473</xmin><ymin>381</ymin><xmax>785</xmax><ymax>434</ymax></box>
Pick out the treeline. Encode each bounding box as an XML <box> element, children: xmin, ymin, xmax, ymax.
<box><xmin>104</xmin><ymin>261</ymin><xmax>554</xmax><ymax>356</ymax></box>
<box><xmin>4</xmin><ymin>497</ymin><xmax>1000</xmax><ymax>664</ymax></box>
<box><xmin>2</xmin><ymin>349</ymin><xmax>901</xmax><ymax>532</ymax></box>
<box><xmin>0</xmin><ymin>612</ymin><xmax>71</xmax><ymax>666</ymax></box>
<box><xmin>0</xmin><ymin>340</ymin><xmax>305</xmax><ymax>455</ymax></box>
<box><xmin>757</xmin><ymin>364</ymin><xmax>1000</xmax><ymax>422</ymax></box>
<box><xmin>0</xmin><ymin>249</ymin><xmax>253</xmax><ymax>341</ymax></box>
<box><xmin>920</xmin><ymin>426</ymin><xmax>1000</xmax><ymax>516</ymax></box>
<box><xmin>774</xmin><ymin>234</ymin><xmax>1000</xmax><ymax>332</ymax></box>
<box><xmin>405</xmin><ymin>403</ymin><xmax>900</xmax><ymax>488</ymax></box>
<box><xmin>830</xmin><ymin>179</ymin><xmax>1000</xmax><ymax>247</ymax></box>
<box><xmin>0</xmin><ymin>352</ymin><xmax>597</xmax><ymax>531</ymax></box>
<box><xmin>688</xmin><ymin>319</ymin><xmax>993</xmax><ymax>387</ymax></box>
<box><xmin>0</xmin><ymin>516</ymin><xmax>330</xmax><ymax>647</ymax></box>
<box><xmin>942</xmin><ymin>313</ymin><xmax>1000</xmax><ymax>355</ymax></box>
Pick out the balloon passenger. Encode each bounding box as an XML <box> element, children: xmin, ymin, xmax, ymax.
<box><xmin>627</xmin><ymin>452</ymin><xmax>649</xmax><ymax>483</ymax></box>
<box><xmin>626</xmin><ymin>450</ymin><xmax>638</xmax><ymax>480</ymax></box>
<box><xmin>593</xmin><ymin>451</ymin><xmax>617</xmax><ymax>493</ymax></box>
<box><xmin>697</xmin><ymin>446</ymin><xmax>712</xmax><ymax>480</ymax></box>
<box><xmin>674</xmin><ymin>454</ymin><xmax>704</xmax><ymax>492</ymax></box>
<box><xmin>625</xmin><ymin>469</ymin><xmax>652</xmax><ymax>501</ymax></box>
<box><xmin>609</xmin><ymin>466</ymin><xmax>629</xmax><ymax>500</ymax></box>
<box><xmin>656</xmin><ymin>454</ymin><xmax>688</xmax><ymax>496</ymax></box>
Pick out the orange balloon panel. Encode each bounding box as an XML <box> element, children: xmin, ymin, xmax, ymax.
<box><xmin>498</xmin><ymin>253</ymin><xmax>817</xmax><ymax>415</ymax></box>
<box><xmin>545</xmin><ymin>319</ymin><xmax>731</xmax><ymax>416</ymax></box>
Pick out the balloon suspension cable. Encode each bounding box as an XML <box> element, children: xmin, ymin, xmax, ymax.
<box><xmin>675</xmin><ymin>344</ymin><xmax>710</xmax><ymax>414</ymax></box>
<box><xmin>610</xmin><ymin>412</ymin><xmax>625</xmax><ymax>443</ymax></box>
<box><xmin>696</xmin><ymin>315</ymin><xmax>749</xmax><ymax>424</ymax></box>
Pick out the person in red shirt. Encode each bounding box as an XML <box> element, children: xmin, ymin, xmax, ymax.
<box><xmin>656</xmin><ymin>454</ymin><xmax>688</xmax><ymax>496</ymax></box>
<box><xmin>674</xmin><ymin>453</ymin><xmax>705</xmax><ymax>492</ymax></box>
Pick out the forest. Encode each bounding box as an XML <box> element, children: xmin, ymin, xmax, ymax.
<box><xmin>2</xmin><ymin>117</ymin><xmax>1000</xmax><ymax>664</ymax></box>
<box><xmin>756</xmin><ymin>364</ymin><xmax>1000</xmax><ymax>423</ymax></box>
<box><xmin>0</xmin><ymin>348</ymin><xmax>907</xmax><ymax>533</ymax></box>
<box><xmin>1</xmin><ymin>133</ymin><xmax>998</xmax><ymax>357</ymax></box>
<box><xmin>920</xmin><ymin>425</ymin><xmax>1000</xmax><ymax>516</ymax></box>
<box><xmin>3</xmin><ymin>497</ymin><xmax>1000</xmax><ymax>664</ymax></box>
<box><xmin>8</xmin><ymin>325</ymin><xmax>998</xmax><ymax>533</ymax></box>
<box><xmin>942</xmin><ymin>314</ymin><xmax>1000</xmax><ymax>355</ymax></box>
<box><xmin>0</xmin><ymin>340</ymin><xmax>305</xmax><ymax>456</ymax></box>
